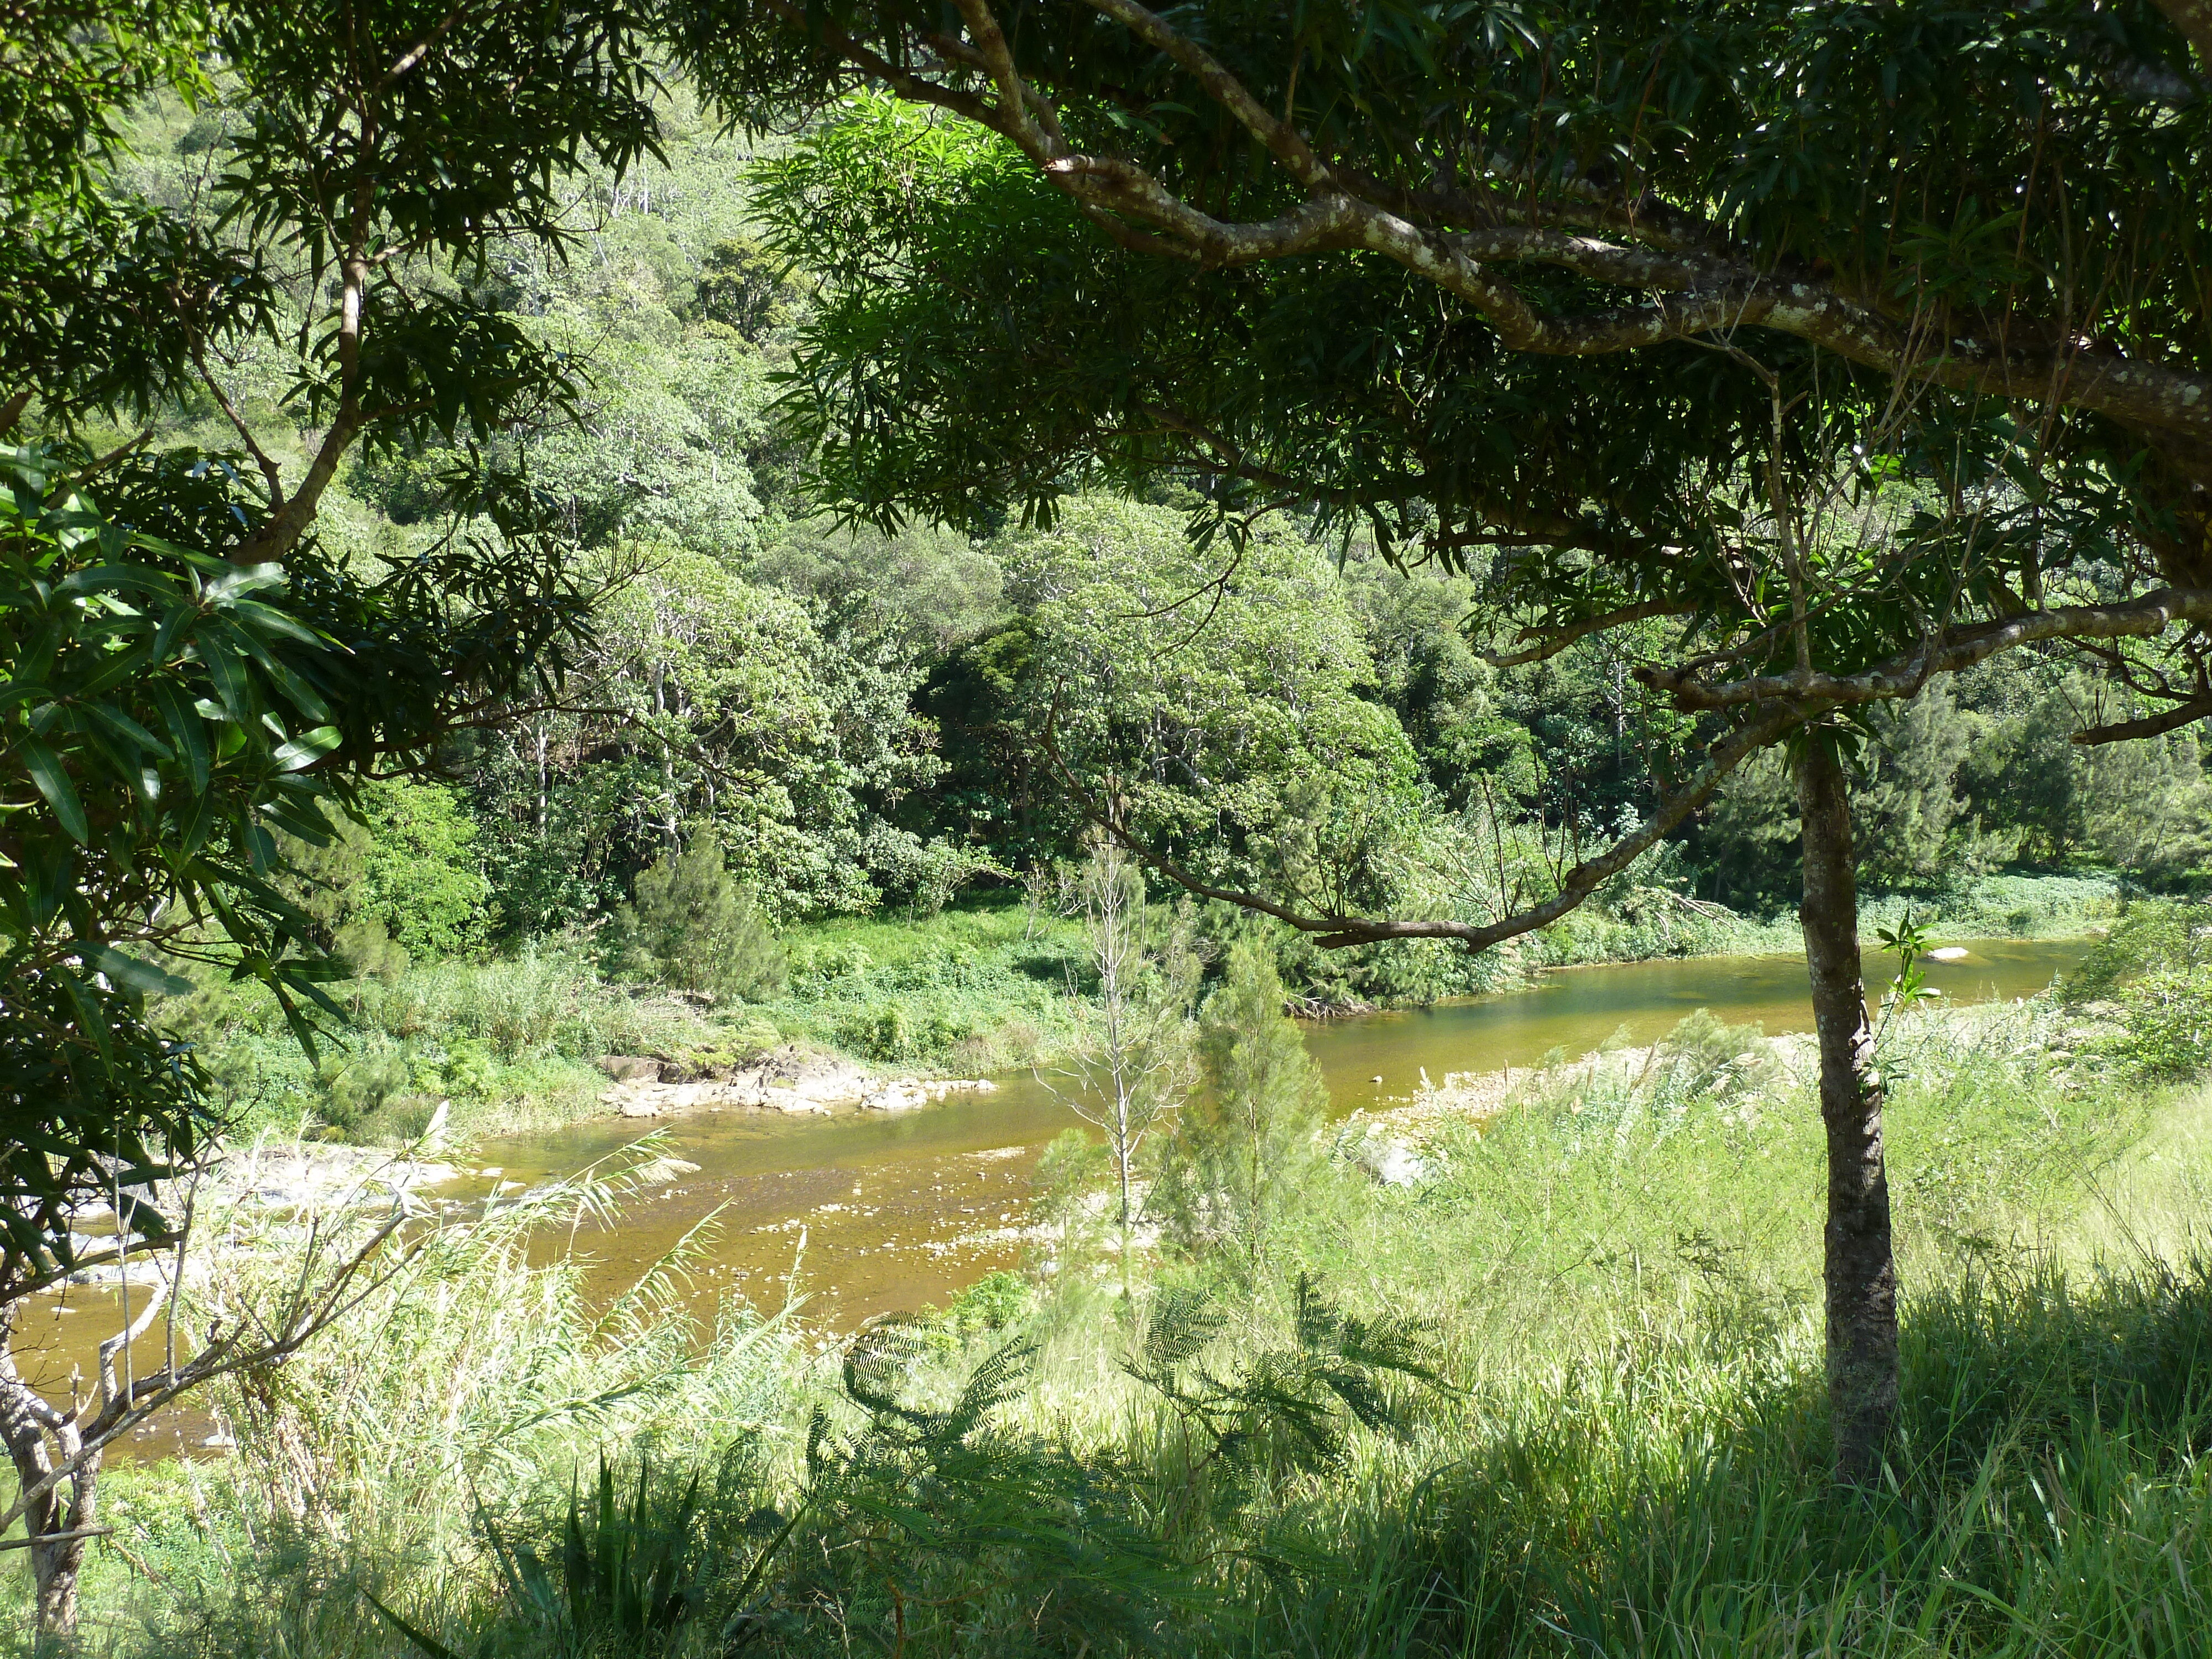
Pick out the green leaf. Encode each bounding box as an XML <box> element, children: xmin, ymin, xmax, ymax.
<box><xmin>148</xmin><ymin>681</ymin><xmax>211</xmax><ymax>792</ymax></box>
<box><xmin>194</xmin><ymin>629</ymin><xmax>251</xmax><ymax>720</ymax></box>
<box><xmin>20</xmin><ymin>740</ymin><xmax>89</xmax><ymax>843</ymax></box>
<box><xmin>86</xmin><ymin>702</ymin><xmax>172</xmax><ymax>760</ymax></box>
<box><xmin>57</xmin><ymin>969</ymin><xmax>114</xmax><ymax>1068</ymax></box>
<box><xmin>270</xmin><ymin>725</ymin><xmax>341</xmax><ymax>773</ymax></box>
<box><xmin>75</xmin><ymin>641</ymin><xmax>156</xmax><ymax>700</ymax></box>
<box><xmin>201</xmin><ymin>561</ymin><xmax>288</xmax><ymax>604</ymax></box>
<box><xmin>92</xmin><ymin>947</ymin><xmax>194</xmax><ymax>998</ymax></box>
<box><xmin>360</xmin><ymin>1592</ymin><xmax>464</xmax><ymax>1659</ymax></box>
<box><xmin>175</xmin><ymin>787</ymin><xmax>216</xmax><ymax>859</ymax></box>
<box><xmin>258</xmin><ymin>797</ymin><xmax>335</xmax><ymax>847</ymax></box>
<box><xmin>149</xmin><ymin>597</ymin><xmax>199</xmax><ymax>667</ymax></box>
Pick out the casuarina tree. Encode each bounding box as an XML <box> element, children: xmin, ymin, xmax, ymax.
<box><xmin>663</xmin><ymin>0</ymin><xmax>2212</xmax><ymax>1482</ymax></box>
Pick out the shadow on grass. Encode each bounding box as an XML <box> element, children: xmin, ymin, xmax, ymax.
<box><xmin>1266</xmin><ymin>1253</ymin><xmax>2212</xmax><ymax>1658</ymax></box>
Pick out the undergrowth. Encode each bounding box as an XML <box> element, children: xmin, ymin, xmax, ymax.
<box><xmin>36</xmin><ymin>904</ymin><xmax>2212</xmax><ymax>1659</ymax></box>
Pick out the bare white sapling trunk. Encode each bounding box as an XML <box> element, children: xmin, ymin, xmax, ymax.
<box><xmin>1042</xmin><ymin>841</ymin><xmax>1197</xmax><ymax>1276</ymax></box>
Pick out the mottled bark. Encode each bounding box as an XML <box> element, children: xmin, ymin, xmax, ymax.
<box><xmin>0</xmin><ymin>1321</ymin><xmax>95</xmax><ymax>1638</ymax></box>
<box><xmin>1796</xmin><ymin>743</ymin><xmax>1899</xmax><ymax>1486</ymax></box>
<box><xmin>2150</xmin><ymin>0</ymin><xmax>2212</xmax><ymax>73</ymax></box>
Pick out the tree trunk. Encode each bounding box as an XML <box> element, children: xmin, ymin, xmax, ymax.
<box><xmin>0</xmin><ymin>1331</ymin><xmax>96</xmax><ymax>1639</ymax></box>
<box><xmin>1796</xmin><ymin>742</ymin><xmax>1899</xmax><ymax>1486</ymax></box>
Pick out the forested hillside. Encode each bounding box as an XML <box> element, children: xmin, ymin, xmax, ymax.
<box><xmin>11</xmin><ymin>4</ymin><xmax>2212</xmax><ymax>1652</ymax></box>
<box><xmin>112</xmin><ymin>90</ymin><xmax>2210</xmax><ymax>1020</ymax></box>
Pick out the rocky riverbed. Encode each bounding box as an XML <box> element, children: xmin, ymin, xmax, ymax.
<box><xmin>594</xmin><ymin>1044</ymin><xmax>999</xmax><ymax>1118</ymax></box>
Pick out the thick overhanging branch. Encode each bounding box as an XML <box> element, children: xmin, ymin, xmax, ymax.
<box><xmin>1081</xmin><ymin>0</ymin><xmax>1331</xmax><ymax>189</ymax></box>
<box><xmin>790</xmin><ymin>1</ymin><xmax>2212</xmax><ymax>445</ymax></box>
<box><xmin>1040</xmin><ymin>691</ymin><xmax>1805</xmax><ymax>952</ymax></box>
<box><xmin>2069</xmin><ymin>693</ymin><xmax>2212</xmax><ymax>745</ymax></box>
<box><xmin>758</xmin><ymin>0</ymin><xmax>1003</xmax><ymax>128</ymax></box>
<box><xmin>1639</xmin><ymin>588</ymin><xmax>2212</xmax><ymax>709</ymax></box>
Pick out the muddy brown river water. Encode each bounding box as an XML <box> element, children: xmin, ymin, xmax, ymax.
<box><xmin>14</xmin><ymin>937</ymin><xmax>2088</xmax><ymax>1459</ymax></box>
<box><xmin>452</xmin><ymin>937</ymin><xmax>2093</xmax><ymax>1328</ymax></box>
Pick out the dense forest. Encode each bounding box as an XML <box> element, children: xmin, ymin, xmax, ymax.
<box><xmin>9</xmin><ymin>2</ymin><xmax>2212</xmax><ymax>1655</ymax></box>
<box><xmin>116</xmin><ymin>93</ymin><xmax>2211</xmax><ymax>990</ymax></box>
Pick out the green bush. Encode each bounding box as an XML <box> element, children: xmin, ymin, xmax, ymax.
<box><xmin>314</xmin><ymin>1047</ymin><xmax>418</xmax><ymax>1135</ymax></box>
<box><xmin>281</xmin><ymin>779</ymin><xmax>497</xmax><ymax>962</ymax></box>
<box><xmin>2064</xmin><ymin>897</ymin><xmax>2212</xmax><ymax>1003</ymax></box>
<box><xmin>2089</xmin><ymin>968</ymin><xmax>2212</xmax><ymax>1080</ymax></box>
<box><xmin>611</xmin><ymin>835</ymin><xmax>788</xmax><ymax>1002</ymax></box>
<box><xmin>940</xmin><ymin>1270</ymin><xmax>1034</xmax><ymax>1337</ymax></box>
<box><xmin>1152</xmin><ymin>939</ymin><xmax>1330</xmax><ymax>1273</ymax></box>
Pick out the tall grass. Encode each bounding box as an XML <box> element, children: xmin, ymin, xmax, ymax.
<box><xmin>34</xmin><ymin>1149</ymin><xmax>808</xmax><ymax>1658</ymax></box>
<box><xmin>47</xmin><ymin>971</ymin><xmax>2212</xmax><ymax>1659</ymax></box>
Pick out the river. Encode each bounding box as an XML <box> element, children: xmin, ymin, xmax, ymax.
<box><xmin>450</xmin><ymin>936</ymin><xmax>2090</xmax><ymax>1327</ymax></box>
<box><xmin>11</xmin><ymin>937</ymin><xmax>2087</xmax><ymax>1460</ymax></box>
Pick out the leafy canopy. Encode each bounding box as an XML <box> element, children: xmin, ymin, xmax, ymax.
<box><xmin>665</xmin><ymin>0</ymin><xmax>2212</xmax><ymax>945</ymax></box>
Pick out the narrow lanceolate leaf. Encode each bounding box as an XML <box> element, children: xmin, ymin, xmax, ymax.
<box><xmin>148</xmin><ymin>681</ymin><xmax>210</xmax><ymax>792</ymax></box>
<box><xmin>360</xmin><ymin>1591</ymin><xmax>465</xmax><ymax>1659</ymax></box>
<box><xmin>75</xmin><ymin>641</ymin><xmax>155</xmax><ymax>700</ymax></box>
<box><xmin>201</xmin><ymin>561</ymin><xmax>287</xmax><ymax>605</ymax></box>
<box><xmin>175</xmin><ymin>787</ymin><xmax>216</xmax><ymax>859</ymax></box>
<box><xmin>86</xmin><ymin>702</ymin><xmax>172</xmax><ymax>760</ymax></box>
<box><xmin>258</xmin><ymin>796</ymin><xmax>335</xmax><ymax>847</ymax></box>
<box><xmin>92</xmin><ymin>947</ymin><xmax>194</xmax><ymax>998</ymax></box>
<box><xmin>270</xmin><ymin>725</ymin><xmax>341</xmax><ymax>773</ymax></box>
<box><xmin>19</xmin><ymin>740</ymin><xmax>88</xmax><ymax>843</ymax></box>
<box><xmin>229</xmin><ymin>597</ymin><xmax>326</xmax><ymax>650</ymax></box>
<box><xmin>194</xmin><ymin>628</ymin><xmax>251</xmax><ymax>720</ymax></box>
<box><xmin>258</xmin><ymin>656</ymin><xmax>332</xmax><ymax>723</ymax></box>
<box><xmin>56</xmin><ymin>970</ymin><xmax>113</xmax><ymax>1067</ymax></box>
<box><xmin>149</xmin><ymin>597</ymin><xmax>197</xmax><ymax>667</ymax></box>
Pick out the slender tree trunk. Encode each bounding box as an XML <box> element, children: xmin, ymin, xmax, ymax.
<box><xmin>534</xmin><ymin>722</ymin><xmax>550</xmax><ymax>832</ymax></box>
<box><xmin>0</xmin><ymin>1330</ymin><xmax>96</xmax><ymax>1639</ymax></box>
<box><xmin>1797</xmin><ymin>743</ymin><xmax>1899</xmax><ymax>1485</ymax></box>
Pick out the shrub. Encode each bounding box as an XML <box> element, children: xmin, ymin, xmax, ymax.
<box><xmin>2064</xmin><ymin>897</ymin><xmax>2212</xmax><ymax>1003</ymax></box>
<box><xmin>611</xmin><ymin>835</ymin><xmax>788</xmax><ymax>1001</ymax></box>
<box><xmin>280</xmin><ymin>779</ymin><xmax>496</xmax><ymax>962</ymax></box>
<box><xmin>2090</xmin><ymin>968</ymin><xmax>2212</xmax><ymax>1080</ymax></box>
<box><xmin>1152</xmin><ymin>939</ymin><xmax>1329</xmax><ymax>1272</ymax></box>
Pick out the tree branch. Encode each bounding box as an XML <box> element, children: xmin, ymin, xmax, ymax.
<box><xmin>187</xmin><ymin>341</ymin><xmax>285</xmax><ymax>508</ymax></box>
<box><xmin>1482</xmin><ymin>601</ymin><xmax>1695</xmax><ymax>667</ymax></box>
<box><xmin>1639</xmin><ymin>588</ymin><xmax>2212</xmax><ymax>710</ymax></box>
<box><xmin>757</xmin><ymin>0</ymin><xmax>997</xmax><ymax>128</ymax></box>
<box><xmin>373</xmin><ymin>2</ymin><xmax>469</xmax><ymax>93</ymax></box>
<box><xmin>766</xmin><ymin>7</ymin><xmax>2212</xmax><ymax>444</ymax></box>
<box><xmin>1040</xmin><ymin>691</ymin><xmax>1804</xmax><ymax>951</ymax></box>
<box><xmin>1081</xmin><ymin>0</ymin><xmax>1331</xmax><ymax>189</ymax></box>
<box><xmin>2069</xmin><ymin>693</ymin><xmax>2212</xmax><ymax>745</ymax></box>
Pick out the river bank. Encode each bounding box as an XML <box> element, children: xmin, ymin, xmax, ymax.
<box><xmin>160</xmin><ymin>873</ymin><xmax>2122</xmax><ymax>1157</ymax></box>
<box><xmin>8</xmin><ymin>932</ymin><xmax>2107</xmax><ymax>1452</ymax></box>
<box><xmin>402</xmin><ymin>936</ymin><xmax>2095</xmax><ymax>1332</ymax></box>
<box><xmin>39</xmin><ymin>915</ymin><xmax>2212</xmax><ymax>1659</ymax></box>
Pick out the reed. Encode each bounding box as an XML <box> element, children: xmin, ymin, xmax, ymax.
<box><xmin>41</xmin><ymin>964</ymin><xmax>2212</xmax><ymax>1658</ymax></box>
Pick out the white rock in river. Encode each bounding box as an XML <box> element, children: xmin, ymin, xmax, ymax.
<box><xmin>860</xmin><ymin>1078</ymin><xmax>999</xmax><ymax>1113</ymax></box>
<box><xmin>1924</xmin><ymin>946</ymin><xmax>1970</xmax><ymax>962</ymax></box>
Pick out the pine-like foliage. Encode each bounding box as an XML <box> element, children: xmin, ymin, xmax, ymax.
<box><xmin>1125</xmin><ymin>1275</ymin><xmax>1445</xmax><ymax>1531</ymax></box>
<box><xmin>1152</xmin><ymin>938</ymin><xmax>1329</xmax><ymax>1271</ymax></box>
<box><xmin>728</xmin><ymin>1321</ymin><xmax>1204</xmax><ymax>1656</ymax></box>
<box><xmin>609</xmin><ymin>833</ymin><xmax>786</xmax><ymax>1001</ymax></box>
